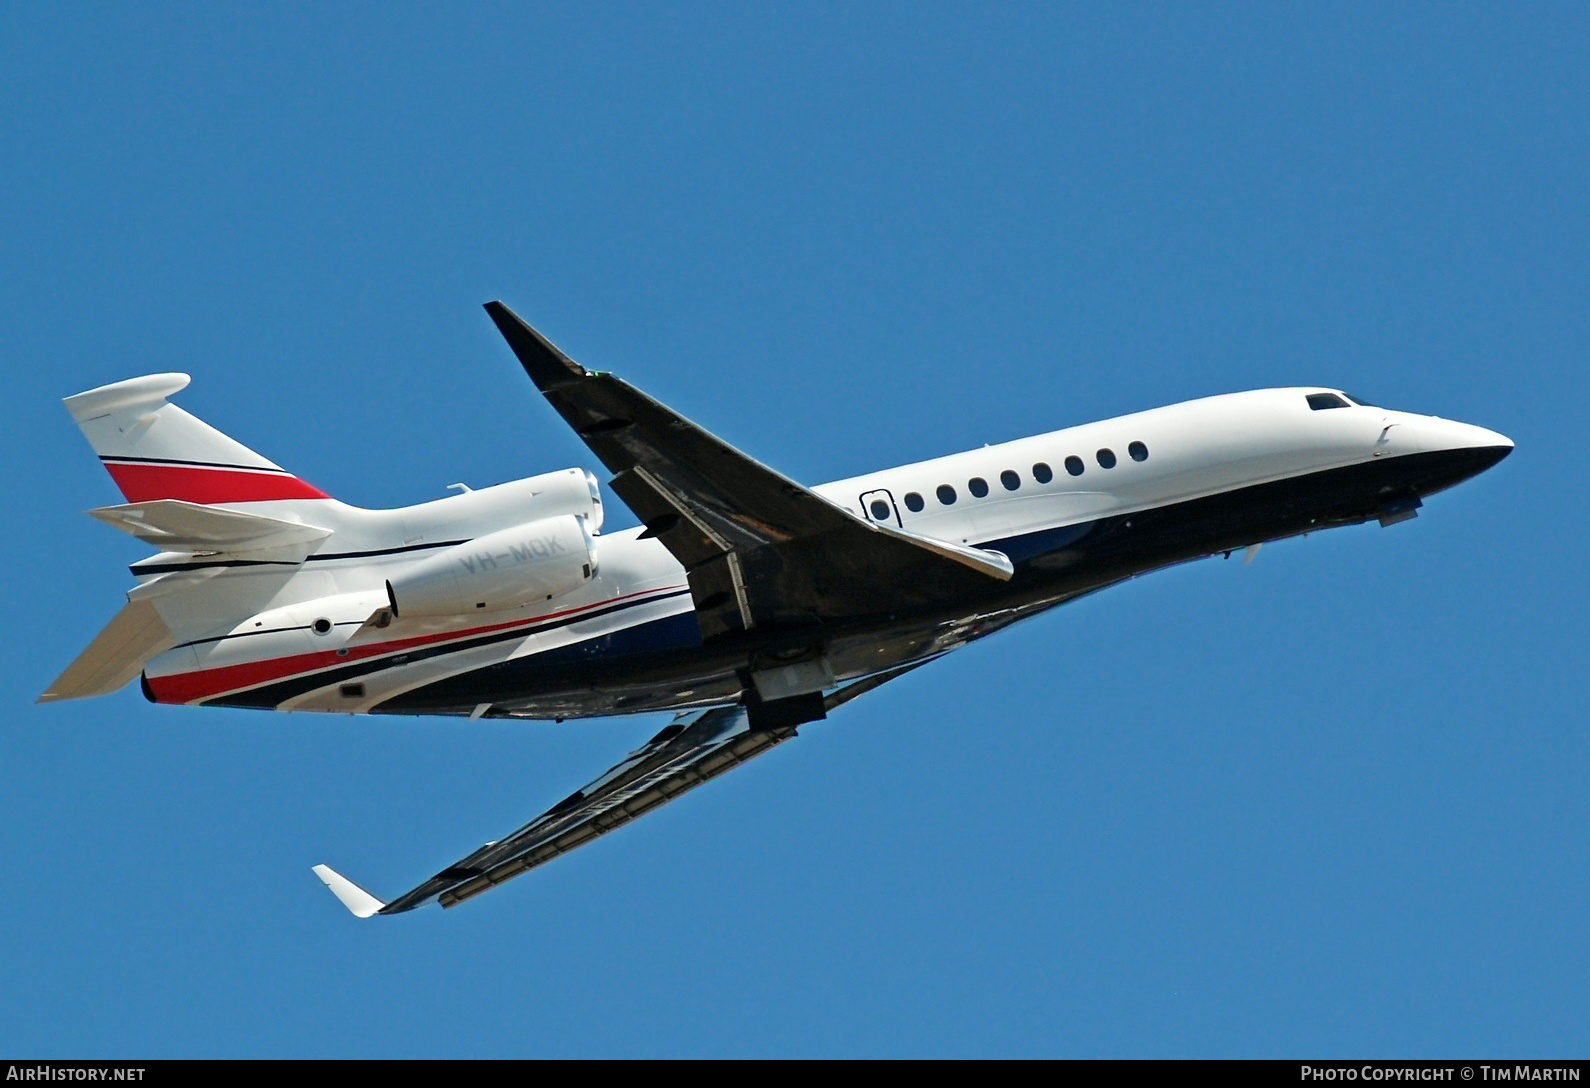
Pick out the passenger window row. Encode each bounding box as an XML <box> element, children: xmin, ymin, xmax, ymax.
<box><xmin>901</xmin><ymin>441</ymin><xmax>1149</xmax><ymax>511</ymax></box>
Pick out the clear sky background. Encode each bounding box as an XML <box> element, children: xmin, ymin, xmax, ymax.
<box><xmin>2</xmin><ymin>4</ymin><xmax>1585</xmax><ymax>1059</ymax></box>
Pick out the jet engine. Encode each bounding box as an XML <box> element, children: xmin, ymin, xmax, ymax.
<box><xmin>386</xmin><ymin>514</ymin><xmax>598</xmax><ymax>618</ymax></box>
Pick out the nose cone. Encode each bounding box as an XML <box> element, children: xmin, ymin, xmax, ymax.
<box><xmin>1468</xmin><ymin>439</ymin><xmax>1513</xmax><ymax>475</ymax></box>
<box><xmin>1441</xmin><ymin>420</ymin><xmax>1513</xmax><ymax>477</ymax></box>
<box><xmin>1390</xmin><ymin>413</ymin><xmax>1513</xmax><ymax>462</ymax></box>
<box><xmin>1384</xmin><ymin>413</ymin><xmax>1513</xmax><ymax>496</ymax></box>
<box><xmin>1453</xmin><ymin>421</ymin><xmax>1514</xmax><ymax>455</ymax></box>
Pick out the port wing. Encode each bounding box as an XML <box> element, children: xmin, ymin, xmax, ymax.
<box><xmin>484</xmin><ymin>301</ymin><xmax>1010</xmax><ymax>640</ymax></box>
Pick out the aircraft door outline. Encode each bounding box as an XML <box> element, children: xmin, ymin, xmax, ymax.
<box><xmin>858</xmin><ymin>488</ymin><xmax>902</xmax><ymax>528</ymax></box>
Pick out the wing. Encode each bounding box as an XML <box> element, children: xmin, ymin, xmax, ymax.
<box><xmin>313</xmin><ymin>662</ymin><xmax>927</xmax><ymax>916</ymax></box>
<box><xmin>483</xmin><ymin>301</ymin><xmax>1011</xmax><ymax>640</ymax></box>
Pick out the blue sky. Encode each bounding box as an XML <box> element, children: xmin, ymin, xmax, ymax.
<box><xmin>3</xmin><ymin>4</ymin><xmax>1585</xmax><ymax>1058</ymax></box>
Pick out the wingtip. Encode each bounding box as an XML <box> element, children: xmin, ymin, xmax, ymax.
<box><xmin>312</xmin><ymin>863</ymin><xmax>387</xmax><ymax>919</ymax></box>
<box><xmin>482</xmin><ymin>300</ymin><xmax>588</xmax><ymax>388</ymax></box>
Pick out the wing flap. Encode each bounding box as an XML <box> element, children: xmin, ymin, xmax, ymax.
<box><xmin>38</xmin><ymin>597</ymin><xmax>176</xmax><ymax>702</ymax></box>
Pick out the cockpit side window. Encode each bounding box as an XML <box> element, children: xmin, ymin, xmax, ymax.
<box><xmin>1344</xmin><ymin>393</ymin><xmax>1377</xmax><ymax>407</ymax></box>
<box><xmin>1307</xmin><ymin>393</ymin><xmax>1351</xmax><ymax>411</ymax></box>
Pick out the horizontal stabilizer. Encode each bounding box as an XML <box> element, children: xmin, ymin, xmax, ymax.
<box><xmin>311</xmin><ymin>864</ymin><xmax>387</xmax><ymax>919</ymax></box>
<box><xmin>38</xmin><ymin>598</ymin><xmax>176</xmax><ymax>703</ymax></box>
<box><xmin>89</xmin><ymin>499</ymin><xmax>330</xmax><ymax>553</ymax></box>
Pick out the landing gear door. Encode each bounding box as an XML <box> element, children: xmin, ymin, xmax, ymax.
<box><xmin>858</xmin><ymin>489</ymin><xmax>901</xmax><ymax>528</ymax></box>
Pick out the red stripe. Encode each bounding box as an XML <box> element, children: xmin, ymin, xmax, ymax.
<box><xmin>105</xmin><ymin>463</ymin><xmax>329</xmax><ymax>504</ymax></box>
<box><xmin>144</xmin><ymin>588</ymin><xmax>687</xmax><ymax>705</ymax></box>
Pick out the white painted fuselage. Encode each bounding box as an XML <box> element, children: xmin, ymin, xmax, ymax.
<box><xmin>44</xmin><ymin>313</ymin><xmax>1516</xmax><ymax>917</ymax></box>
<box><xmin>109</xmin><ymin>387</ymin><xmax>1506</xmax><ymax>718</ymax></box>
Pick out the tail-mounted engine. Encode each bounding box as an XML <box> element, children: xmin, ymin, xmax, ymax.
<box><xmin>386</xmin><ymin>514</ymin><xmax>598</xmax><ymax>618</ymax></box>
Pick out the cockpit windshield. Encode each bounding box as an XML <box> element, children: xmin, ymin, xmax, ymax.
<box><xmin>1306</xmin><ymin>392</ymin><xmax>1351</xmax><ymax>411</ymax></box>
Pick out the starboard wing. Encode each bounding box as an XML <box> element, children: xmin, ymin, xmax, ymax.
<box><xmin>313</xmin><ymin>662</ymin><xmax>928</xmax><ymax>916</ymax></box>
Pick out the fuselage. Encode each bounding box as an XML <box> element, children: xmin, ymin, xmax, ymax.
<box><xmin>135</xmin><ymin>387</ymin><xmax>1511</xmax><ymax>719</ymax></box>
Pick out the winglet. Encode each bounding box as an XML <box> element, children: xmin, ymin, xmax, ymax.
<box><xmin>311</xmin><ymin>864</ymin><xmax>387</xmax><ymax>918</ymax></box>
<box><xmin>483</xmin><ymin>301</ymin><xmax>588</xmax><ymax>390</ymax></box>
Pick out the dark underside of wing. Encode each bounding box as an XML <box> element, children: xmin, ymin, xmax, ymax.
<box><xmin>317</xmin><ymin>308</ymin><xmax>1002</xmax><ymax>917</ymax></box>
<box><xmin>483</xmin><ymin>301</ymin><xmax>1010</xmax><ymax>640</ymax></box>
<box><xmin>376</xmin><ymin>663</ymin><xmax>920</xmax><ymax>913</ymax></box>
<box><xmin>379</xmin><ymin>703</ymin><xmax>775</xmax><ymax>912</ymax></box>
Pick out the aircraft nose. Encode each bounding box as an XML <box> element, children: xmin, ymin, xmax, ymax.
<box><xmin>1468</xmin><ymin>436</ymin><xmax>1513</xmax><ymax>474</ymax></box>
<box><xmin>1402</xmin><ymin>415</ymin><xmax>1513</xmax><ymax>459</ymax></box>
<box><xmin>1483</xmin><ymin>429</ymin><xmax>1513</xmax><ymax>455</ymax></box>
<box><xmin>1385</xmin><ymin>414</ymin><xmax>1513</xmax><ymax>492</ymax></box>
<box><xmin>1452</xmin><ymin>420</ymin><xmax>1513</xmax><ymax>453</ymax></box>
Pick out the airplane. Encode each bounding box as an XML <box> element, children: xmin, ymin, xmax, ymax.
<box><xmin>40</xmin><ymin>302</ymin><xmax>1514</xmax><ymax>918</ymax></box>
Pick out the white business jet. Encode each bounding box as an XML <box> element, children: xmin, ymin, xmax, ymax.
<box><xmin>40</xmin><ymin>302</ymin><xmax>1512</xmax><ymax>916</ymax></box>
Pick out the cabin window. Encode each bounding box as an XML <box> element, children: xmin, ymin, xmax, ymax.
<box><xmin>1032</xmin><ymin>462</ymin><xmax>1053</xmax><ymax>484</ymax></box>
<box><xmin>968</xmin><ymin>477</ymin><xmax>989</xmax><ymax>498</ymax></box>
<box><xmin>1129</xmin><ymin>441</ymin><xmax>1148</xmax><ymax>462</ymax></box>
<box><xmin>1307</xmin><ymin>393</ymin><xmax>1350</xmax><ymax>410</ymax></box>
<box><xmin>904</xmin><ymin>491</ymin><xmax>924</xmax><ymax>512</ymax></box>
<box><xmin>1065</xmin><ymin>456</ymin><xmax>1084</xmax><ymax>477</ymax></box>
<box><xmin>1097</xmin><ymin>448</ymin><xmax>1117</xmax><ymax>469</ymax></box>
<box><xmin>1000</xmin><ymin>470</ymin><xmax>1020</xmax><ymax>491</ymax></box>
<box><xmin>869</xmin><ymin>499</ymin><xmax>891</xmax><ymax>521</ymax></box>
<box><xmin>936</xmin><ymin>484</ymin><xmax>957</xmax><ymax>505</ymax></box>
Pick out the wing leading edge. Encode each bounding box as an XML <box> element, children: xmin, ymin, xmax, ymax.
<box><xmin>313</xmin><ymin>662</ymin><xmax>928</xmax><ymax>917</ymax></box>
<box><xmin>483</xmin><ymin>301</ymin><xmax>1010</xmax><ymax>640</ymax></box>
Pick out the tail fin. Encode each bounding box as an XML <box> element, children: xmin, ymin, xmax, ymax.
<box><xmin>64</xmin><ymin>374</ymin><xmax>329</xmax><ymax>505</ymax></box>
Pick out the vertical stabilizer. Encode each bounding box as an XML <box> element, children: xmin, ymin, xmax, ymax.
<box><xmin>64</xmin><ymin>374</ymin><xmax>329</xmax><ymax>505</ymax></box>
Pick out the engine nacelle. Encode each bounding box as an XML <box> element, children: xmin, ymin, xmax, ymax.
<box><xmin>386</xmin><ymin>514</ymin><xmax>598</xmax><ymax>618</ymax></box>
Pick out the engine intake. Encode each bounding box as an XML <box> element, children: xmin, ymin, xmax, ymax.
<box><xmin>386</xmin><ymin>514</ymin><xmax>598</xmax><ymax>618</ymax></box>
